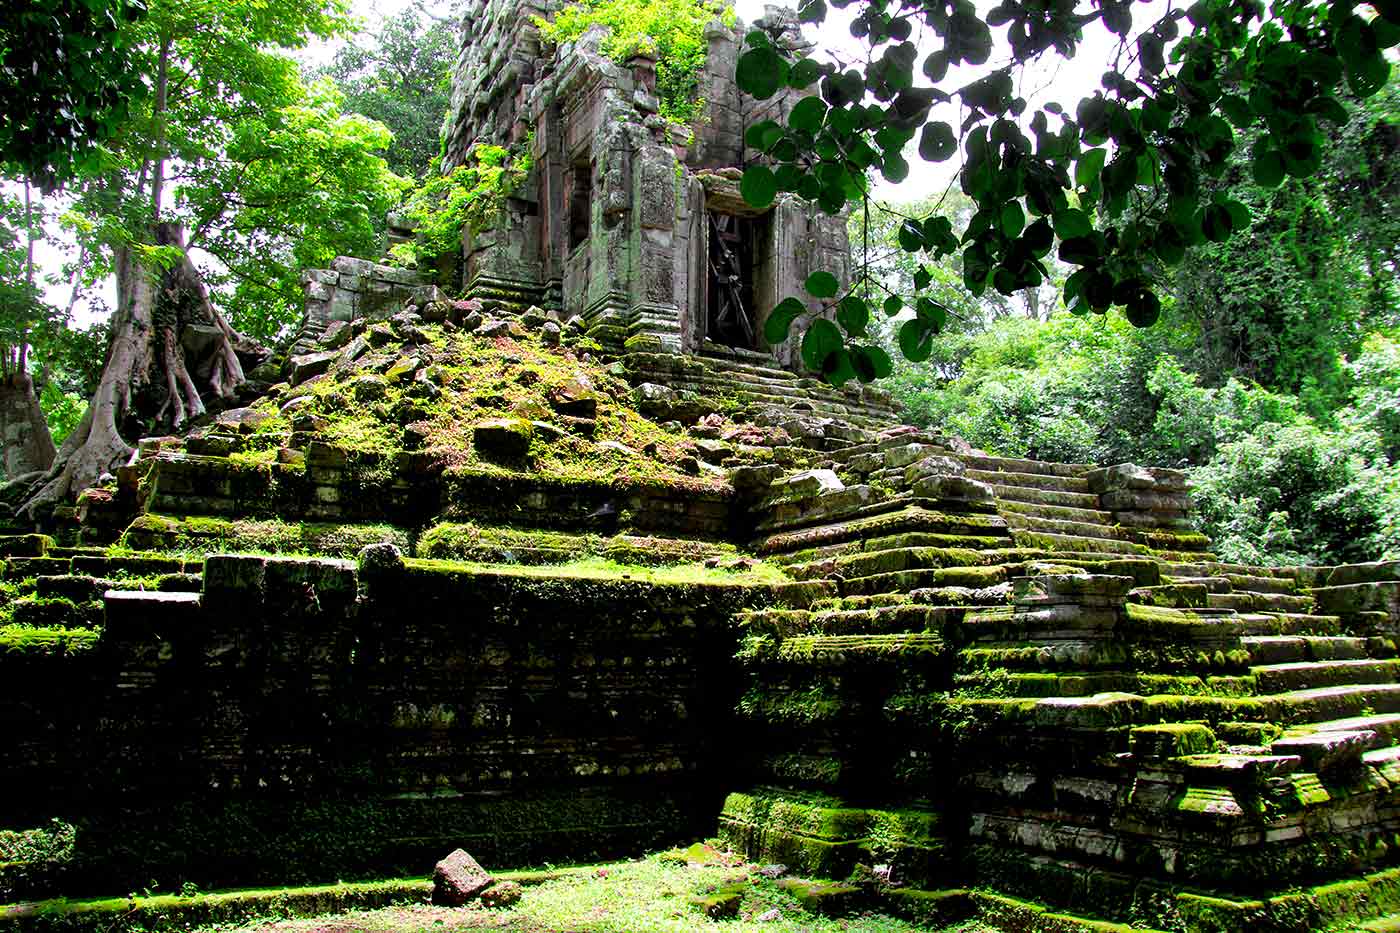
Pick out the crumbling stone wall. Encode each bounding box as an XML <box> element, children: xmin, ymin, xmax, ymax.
<box><xmin>0</xmin><ymin>551</ymin><xmax>766</xmax><ymax>895</ymax></box>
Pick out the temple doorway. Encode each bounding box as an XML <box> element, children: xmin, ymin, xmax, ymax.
<box><xmin>705</xmin><ymin>211</ymin><xmax>762</xmax><ymax>350</ymax></box>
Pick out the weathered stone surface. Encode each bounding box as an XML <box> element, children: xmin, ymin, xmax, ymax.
<box><xmin>432</xmin><ymin>848</ymin><xmax>493</xmax><ymax>906</ymax></box>
<box><xmin>472</xmin><ymin>418</ymin><xmax>534</xmax><ymax>458</ymax></box>
<box><xmin>478</xmin><ymin>880</ymin><xmax>522</xmax><ymax>909</ymax></box>
<box><xmin>289</xmin><ymin>350</ymin><xmax>337</xmax><ymax>385</ymax></box>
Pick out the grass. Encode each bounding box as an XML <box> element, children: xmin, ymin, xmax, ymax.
<box><xmin>403</xmin><ymin>555</ymin><xmax>793</xmax><ymax>586</ymax></box>
<box><xmin>190</xmin><ymin>853</ymin><xmax>993</xmax><ymax>933</ymax></box>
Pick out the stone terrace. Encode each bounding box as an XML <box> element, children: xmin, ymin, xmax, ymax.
<box><xmin>4</xmin><ymin>316</ymin><xmax>1400</xmax><ymax>930</ymax></box>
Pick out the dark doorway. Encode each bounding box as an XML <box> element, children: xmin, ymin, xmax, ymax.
<box><xmin>706</xmin><ymin>212</ymin><xmax>760</xmax><ymax>350</ymax></box>
<box><xmin>569</xmin><ymin>160</ymin><xmax>592</xmax><ymax>251</ymax></box>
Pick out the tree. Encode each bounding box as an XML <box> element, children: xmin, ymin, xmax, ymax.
<box><xmin>734</xmin><ymin>0</ymin><xmax>1398</xmax><ymax>385</ymax></box>
<box><xmin>318</xmin><ymin>9</ymin><xmax>458</xmax><ymax>180</ymax></box>
<box><xmin>7</xmin><ymin>0</ymin><xmax>406</xmax><ymax>519</ymax></box>
<box><xmin>0</xmin><ymin>187</ymin><xmax>59</xmax><ymax>481</ymax></box>
<box><xmin>0</xmin><ymin>0</ymin><xmax>148</xmax><ymax>190</ymax></box>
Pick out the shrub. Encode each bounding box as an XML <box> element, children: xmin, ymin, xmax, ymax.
<box><xmin>535</xmin><ymin>0</ymin><xmax>733</xmax><ymax>124</ymax></box>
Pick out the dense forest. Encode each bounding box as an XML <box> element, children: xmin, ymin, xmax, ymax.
<box><xmin>859</xmin><ymin>84</ymin><xmax>1400</xmax><ymax>567</ymax></box>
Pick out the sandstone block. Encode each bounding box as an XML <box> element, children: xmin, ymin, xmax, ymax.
<box><xmin>432</xmin><ymin>848</ymin><xmax>493</xmax><ymax>906</ymax></box>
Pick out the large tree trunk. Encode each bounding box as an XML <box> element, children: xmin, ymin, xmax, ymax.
<box><xmin>14</xmin><ymin>224</ymin><xmax>257</xmax><ymax>520</ymax></box>
<box><xmin>0</xmin><ymin>372</ymin><xmax>57</xmax><ymax>479</ymax></box>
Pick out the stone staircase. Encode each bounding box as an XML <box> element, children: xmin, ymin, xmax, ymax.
<box><xmin>621</xmin><ymin>350</ymin><xmax>901</xmax><ymax>429</ymax></box>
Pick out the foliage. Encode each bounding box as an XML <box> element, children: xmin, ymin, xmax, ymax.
<box><xmin>389</xmin><ymin>144</ymin><xmax>530</xmax><ymax>268</ymax></box>
<box><xmin>1341</xmin><ymin>334</ymin><xmax>1400</xmax><ymax>461</ymax></box>
<box><xmin>1190</xmin><ymin>421</ymin><xmax>1400</xmax><ymax>565</ymax></box>
<box><xmin>314</xmin><ymin>9</ymin><xmax>457</xmax><ymax>179</ymax></box>
<box><xmin>182</xmin><ymin>80</ymin><xmax>409</xmax><ymax>340</ymax></box>
<box><xmin>1169</xmin><ymin>86</ymin><xmax>1400</xmax><ymax>415</ymax></box>
<box><xmin>536</xmin><ymin>0</ymin><xmax>734</xmax><ymax>124</ymax></box>
<box><xmin>733</xmin><ymin>0</ymin><xmax>1398</xmax><ymax>383</ymax></box>
<box><xmin>890</xmin><ymin>307</ymin><xmax>1400</xmax><ymax>564</ymax></box>
<box><xmin>0</xmin><ymin>0</ymin><xmax>148</xmax><ymax>188</ymax></box>
<box><xmin>39</xmin><ymin>0</ymin><xmax>408</xmax><ymax>345</ymax></box>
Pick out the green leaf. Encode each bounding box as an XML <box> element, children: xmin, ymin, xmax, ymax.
<box><xmin>804</xmin><ymin>270</ymin><xmax>840</xmax><ymax>298</ymax></box>
<box><xmin>916</xmin><ymin>297</ymin><xmax>948</xmax><ymax>330</ymax></box>
<box><xmin>836</xmin><ymin>295</ymin><xmax>870</xmax><ymax>335</ymax></box>
<box><xmin>882</xmin><ymin>296</ymin><xmax>904</xmax><ymax>316</ymax></box>
<box><xmin>1218</xmin><ymin>94</ymin><xmax>1253</xmax><ymax>128</ymax></box>
<box><xmin>801</xmin><ymin>318</ymin><xmax>845</xmax><ymax>372</ymax></box>
<box><xmin>1221</xmin><ymin>198</ymin><xmax>1249</xmax><ymax>231</ymax></box>
<box><xmin>1124</xmin><ymin>289</ymin><xmax>1161</xmax><ymax>327</ymax></box>
<box><xmin>913</xmin><ymin>266</ymin><xmax>932</xmax><ymax>290</ymax></box>
<box><xmin>788</xmin><ymin>96</ymin><xmax>828</xmax><ymax>132</ymax></box>
<box><xmin>1075</xmin><ymin>148</ymin><xmax>1106</xmax><ymax>188</ymax></box>
<box><xmin>917</xmin><ymin>122</ymin><xmax>957</xmax><ymax>162</ymax></box>
<box><xmin>1000</xmin><ymin>201</ymin><xmax>1025</xmax><ymax>238</ymax></box>
<box><xmin>1202</xmin><ymin>203</ymin><xmax>1233</xmax><ymax>242</ymax></box>
<box><xmin>823</xmin><ymin>348</ymin><xmax>858</xmax><ymax>387</ymax></box>
<box><xmin>763</xmin><ymin>296</ymin><xmax>807</xmax><ymax>344</ymax></box>
<box><xmin>740</xmin><ymin>165</ymin><xmax>778</xmax><ymax>209</ymax></box>
<box><xmin>744</xmin><ymin>120</ymin><xmax>782</xmax><ymax>150</ymax></box>
<box><xmin>881</xmin><ymin>154</ymin><xmax>910</xmax><ymax>183</ymax></box>
<box><xmin>1053</xmin><ymin>208</ymin><xmax>1093</xmax><ymax>239</ymax></box>
<box><xmin>897</xmin><ymin>219</ymin><xmax>924</xmax><ymax>252</ymax></box>
<box><xmin>898</xmin><ymin>318</ymin><xmax>936</xmax><ymax>362</ymax></box>
<box><xmin>789</xmin><ymin>57</ymin><xmax>824</xmax><ymax>88</ymax></box>
<box><xmin>1252</xmin><ymin>147</ymin><xmax>1284</xmax><ymax>187</ymax></box>
<box><xmin>850</xmin><ymin>345</ymin><xmax>894</xmax><ymax>382</ymax></box>
<box><xmin>736</xmin><ymin>48</ymin><xmax>787</xmax><ymax>100</ymax></box>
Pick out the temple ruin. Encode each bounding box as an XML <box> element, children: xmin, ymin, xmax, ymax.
<box><xmin>4</xmin><ymin>3</ymin><xmax>1400</xmax><ymax>932</ymax></box>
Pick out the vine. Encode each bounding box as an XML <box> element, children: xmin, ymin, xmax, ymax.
<box><xmin>535</xmin><ymin>0</ymin><xmax>736</xmax><ymax>125</ymax></box>
<box><xmin>390</xmin><ymin>143</ymin><xmax>533</xmax><ymax>268</ymax></box>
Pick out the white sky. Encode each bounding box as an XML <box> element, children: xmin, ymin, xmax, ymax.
<box><xmin>30</xmin><ymin>0</ymin><xmax>1150</xmax><ymax>328</ymax></box>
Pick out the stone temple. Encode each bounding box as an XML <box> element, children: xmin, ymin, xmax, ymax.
<box><xmin>4</xmin><ymin>3</ymin><xmax>1400</xmax><ymax>932</ymax></box>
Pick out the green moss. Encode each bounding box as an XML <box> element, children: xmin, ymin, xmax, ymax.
<box><xmin>0</xmin><ymin>625</ymin><xmax>100</xmax><ymax>657</ymax></box>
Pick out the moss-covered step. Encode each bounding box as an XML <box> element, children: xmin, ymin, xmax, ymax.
<box><xmin>738</xmin><ymin>602</ymin><xmax>973</xmax><ymax>640</ymax></box>
<box><xmin>718</xmin><ymin>788</ymin><xmax>946</xmax><ymax>886</ymax></box>
<box><xmin>1240</xmin><ymin>635</ymin><xmax>1371</xmax><ymax>665</ymax></box>
<box><xmin>1249</xmin><ymin>658</ymin><xmax>1400</xmax><ymax>693</ymax></box>
<box><xmin>123</xmin><ymin>514</ymin><xmax>410</xmax><ymax>557</ymax></box>
<box><xmin>417</xmin><ymin>522</ymin><xmax>736</xmax><ymax>566</ymax></box>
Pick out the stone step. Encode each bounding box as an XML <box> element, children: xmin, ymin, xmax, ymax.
<box><xmin>1166</xmin><ymin>575</ymin><xmax>1235</xmax><ymax>593</ymax></box>
<box><xmin>1161</xmin><ymin>561</ymin><xmax>1301</xmax><ymax>580</ymax></box>
<box><xmin>1208</xmin><ymin>592</ymin><xmax>1315</xmax><ymax>613</ymax></box>
<box><xmin>1002</xmin><ymin>511</ymin><xmax>1126</xmax><ymax>543</ymax></box>
<box><xmin>1250</xmin><ymin>658</ymin><xmax>1400</xmax><ymax>693</ymax></box>
<box><xmin>967</xmin><ymin>468</ymin><xmax>1092</xmax><ymax>494</ymax></box>
<box><xmin>770</xmin><ymin>531</ymin><xmax>1010</xmax><ymax>569</ymax></box>
<box><xmin>989</xmin><ymin>483</ymin><xmax>1102</xmax><ymax>510</ymax></box>
<box><xmin>774</xmin><ymin>632</ymin><xmax>946</xmax><ymax>665</ymax></box>
<box><xmin>1225</xmin><ymin>573</ymin><xmax>1298</xmax><ymax>595</ymax></box>
<box><xmin>843</xmin><ymin>564</ymin><xmax>1013</xmax><ymax>596</ymax></box>
<box><xmin>1225</xmin><ymin>613</ymin><xmax>1351</xmax><ymax>637</ymax></box>
<box><xmin>1241</xmin><ymin>635</ymin><xmax>1371</xmax><ymax>665</ymax></box>
<box><xmin>996</xmin><ymin>499</ymin><xmax>1115</xmax><ymax>525</ymax></box>
<box><xmin>752</xmin><ymin>504</ymin><xmax>1010</xmax><ymax>557</ymax></box>
<box><xmin>1294</xmin><ymin>713</ymin><xmax>1400</xmax><ymax>745</ymax></box>
<box><xmin>1007</xmin><ymin>530</ymin><xmax>1147</xmax><ymax>556</ymax></box>
<box><xmin>739</xmin><ymin>603</ymin><xmax>971</xmax><ymax>639</ymax></box>
<box><xmin>956</xmin><ymin>454</ymin><xmax>1094</xmax><ymax>479</ymax></box>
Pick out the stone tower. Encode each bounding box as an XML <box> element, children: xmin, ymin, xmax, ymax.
<box><xmin>440</xmin><ymin>0</ymin><xmax>849</xmax><ymax>371</ymax></box>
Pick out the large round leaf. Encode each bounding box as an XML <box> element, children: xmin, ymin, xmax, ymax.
<box><xmin>763</xmin><ymin>296</ymin><xmax>808</xmax><ymax>344</ymax></box>
<box><xmin>918</xmin><ymin>122</ymin><xmax>957</xmax><ymax>162</ymax></box>
<box><xmin>804</xmin><ymin>270</ymin><xmax>840</xmax><ymax>298</ymax></box>
<box><xmin>740</xmin><ymin>165</ymin><xmax>778</xmax><ymax>209</ymax></box>
<box><xmin>898</xmin><ymin>318</ymin><xmax>936</xmax><ymax>362</ymax></box>
<box><xmin>736</xmin><ymin>48</ymin><xmax>786</xmax><ymax>100</ymax></box>
<box><xmin>789</xmin><ymin>95</ymin><xmax>828</xmax><ymax>132</ymax></box>
<box><xmin>836</xmin><ymin>295</ymin><xmax>870</xmax><ymax>335</ymax></box>
<box><xmin>801</xmin><ymin>318</ymin><xmax>844</xmax><ymax>372</ymax></box>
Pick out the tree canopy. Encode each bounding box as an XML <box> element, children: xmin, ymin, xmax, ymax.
<box><xmin>734</xmin><ymin>0</ymin><xmax>1398</xmax><ymax>385</ymax></box>
<box><xmin>316</xmin><ymin>8</ymin><xmax>458</xmax><ymax>179</ymax></box>
<box><xmin>0</xmin><ymin>0</ymin><xmax>149</xmax><ymax>189</ymax></box>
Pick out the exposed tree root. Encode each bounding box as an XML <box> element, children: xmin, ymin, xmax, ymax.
<box><xmin>15</xmin><ymin>224</ymin><xmax>262</xmax><ymax>520</ymax></box>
